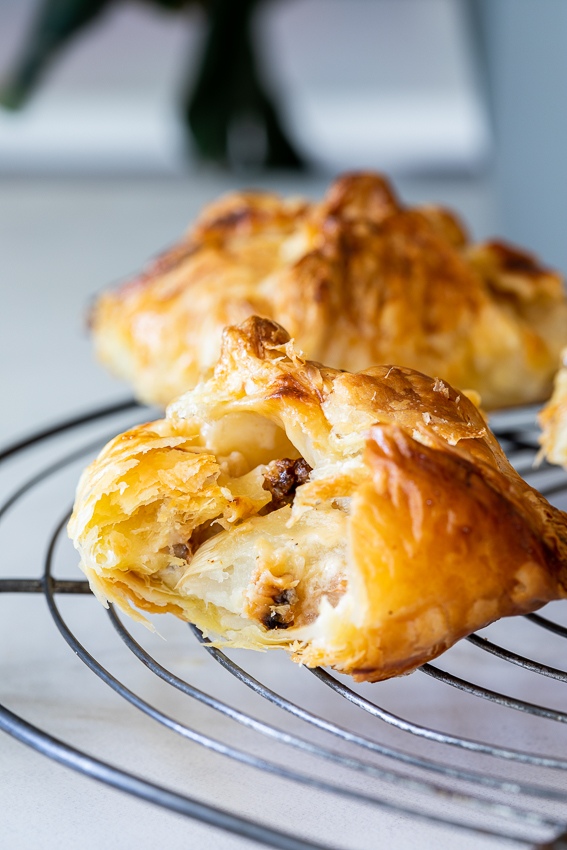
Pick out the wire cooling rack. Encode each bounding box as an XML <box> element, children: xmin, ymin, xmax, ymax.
<box><xmin>3</xmin><ymin>401</ymin><xmax>567</xmax><ymax>849</ymax></box>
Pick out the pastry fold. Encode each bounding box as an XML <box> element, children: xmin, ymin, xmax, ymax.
<box><xmin>92</xmin><ymin>172</ymin><xmax>567</xmax><ymax>409</ymax></box>
<box><xmin>70</xmin><ymin>317</ymin><xmax>567</xmax><ymax>682</ymax></box>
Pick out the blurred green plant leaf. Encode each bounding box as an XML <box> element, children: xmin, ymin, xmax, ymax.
<box><xmin>0</xmin><ymin>0</ymin><xmax>115</xmax><ymax>109</ymax></box>
<box><xmin>0</xmin><ymin>0</ymin><xmax>304</xmax><ymax>170</ymax></box>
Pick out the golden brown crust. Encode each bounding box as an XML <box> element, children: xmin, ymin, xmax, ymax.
<box><xmin>337</xmin><ymin>426</ymin><xmax>563</xmax><ymax>680</ymax></box>
<box><xmin>71</xmin><ymin>317</ymin><xmax>567</xmax><ymax>681</ymax></box>
<box><xmin>92</xmin><ymin>172</ymin><xmax>567</xmax><ymax>409</ymax></box>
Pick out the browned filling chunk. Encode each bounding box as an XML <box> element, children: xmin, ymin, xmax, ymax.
<box><xmin>243</xmin><ymin>564</ymin><xmax>300</xmax><ymax>630</ymax></box>
<box><xmin>169</xmin><ymin>519</ymin><xmax>223</xmax><ymax>561</ymax></box>
<box><xmin>261</xmin><ymin>458</ymin><xmax>312</xmax><ymax>514</ymax></box>
<box><xmin>263</xmin><ymin>588</ymin><xmax>298</xmax><ymax>629</ymax></box>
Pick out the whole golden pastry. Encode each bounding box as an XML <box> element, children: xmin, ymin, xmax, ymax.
<box><xmin>92</xmin><ymin>172</ymin><xmax>567</xmax><ymax>410</ymax></box>
<box><xmin>69</xmin><ymin>317</ymin><xmax>567</xmax><ymax>682</ymax></box>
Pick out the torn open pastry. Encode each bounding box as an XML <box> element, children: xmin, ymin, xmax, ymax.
<box><xmin>69</xmin><ymin>317</ymin><xmax>567</xmax><ymax>682</ymax></box>
<box><xmin>91</xmin><ymin>171</ymin><xmax>567</xmax><ymax>410</ymax></box>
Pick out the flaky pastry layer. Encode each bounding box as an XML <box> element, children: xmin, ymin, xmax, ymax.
<box><xmin>92</xmin><ymin>172</ymin><xmax>567</xmax><ymax>409</ymax></box>
<box><xmin>70</xmin><ymin>317</ymin><xmax>567</xmax><ymax>682</ymax></box>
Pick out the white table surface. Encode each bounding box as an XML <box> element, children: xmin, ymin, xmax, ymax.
<box><xmin>3</xmin><ymin>173</ymin><xmax>567</xmax><ymax>850</ymax></box>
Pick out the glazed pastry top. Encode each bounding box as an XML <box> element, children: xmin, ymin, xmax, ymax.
<box><xmin>92</xmin><ymin>172</ymin><xmax>567</xmax><ymax>409</ymax></box>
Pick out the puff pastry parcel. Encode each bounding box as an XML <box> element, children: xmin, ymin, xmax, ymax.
<box><xmin>539</xmin><ymin>352</ymin><xmax>567</xmax><ymax>467</ymax></box>
<box><xmin>69</xmin><ymin>317</ymin><xmax>567</xmax><ymax>682</ymax></box>
<box><xmin>92</xmin><ymin>172</ymin><xmax>567</xmax><ymax>410</ymax></box>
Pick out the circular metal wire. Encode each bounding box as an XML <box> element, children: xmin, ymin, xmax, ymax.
<box><xmin>2</xmin><ymin>400</ymin><xmax>567</xmax><ymax>848</ymax></box>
